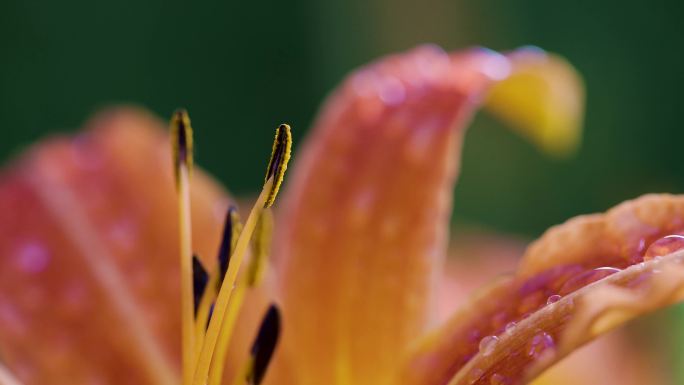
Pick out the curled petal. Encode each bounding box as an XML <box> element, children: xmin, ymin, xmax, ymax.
<box><xmin>402</xmin><ymin>194</ymin><xmax>684</xmax><ymax>385</ymax></box>
<box><xmin>485</xmin><ymin>48</ymin><xmax>584</xmax><ymax>156</ymax></box>
<box><xmin>271</xmin><ymin>45</ymin><xmax>557</xmax><ymax>385</ymax></box>
<box><xmin>450</xmin><ymin>252</ymin><xmax>684</xmax><ymax>385</ymax></box>
<box><xmin>271</xmin><ymin>44</ymin><xmax>584</xmax><ymax>385</ymax></box>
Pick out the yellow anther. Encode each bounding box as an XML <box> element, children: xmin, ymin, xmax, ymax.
<box><xmin>264</xmin><ymin>124</ymin><xmax>292</xmax><ymax>208</ymax></box>
<box><xmin>194</xmin><ymin>124</ymin><xmax>292</xmax><ymax>385</ymax></box>
<box><xmin>171</xmin><ymin>108</ymin><xmax>195</xmax><ymax>385</ymax></box>
<box><xmin>171</xmin><ymin>109</ymin><xmax>194</xmax><ymax>185</ymax></box>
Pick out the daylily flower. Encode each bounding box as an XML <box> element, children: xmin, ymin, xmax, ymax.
<box><xmin>0</xmin><ymin>44</ymin><xmax>681</xmax><ymax>385</ymax></box>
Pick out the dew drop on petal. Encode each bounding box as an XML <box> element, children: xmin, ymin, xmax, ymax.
<box><xmin>644</xmin><ymin>234</ymin><xmax>684</xmax><ymax>261</ymax></box>
<box><xmin>378</xmin><ymin>76</ymin><xmax>406</xmax><ymax>106</ymax></box>
<box><xmin>15</xmin><ymin>241</ymin><xmax>50</xmax><ymax>274</ymax></box>
<box><xmin>477</xmin><ymin>50</ymin><xmax>512</xmax><ymax>81</ymax></box>
<box><xmin>558</xmin><ymin>267</ymin><xmax>621</xmax><ymax>296</ymax></box>
<box><xmin>546</xmin><ymin>294</ymin><xmax>562</xmax><ymax>305</ymax></box>
<box><xmin>414</xmin><ymin>44</ymin><xmax>450</xmax><ymax>82</ymax></box>
<box><xmin>504</xmin><ymin>321</ymin><xmax>517</xmax><ymax>334</ymax></box>
<box><xmin>527</xmin><ymin>331</ymin><xmax>555</xmax><ymax>357</ymax></box>
<box><xmin>479</xmin><ymin>335</ymin><xmax>499</xmax><ymax>356</ymax></box>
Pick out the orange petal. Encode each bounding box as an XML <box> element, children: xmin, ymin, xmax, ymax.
<box><xmin>0</xmin><ymin>108</ymin><xmax>233</xmax><ymax>384</ymax></box>
<box><xmin>439</xmin><ymin>233</ymin><xmax>668</xmax><ymax>385</ymax></box>
<box><xmin>402</xmin><ymin>194</ymin><xmax>684</xmax><ymax>385</ymax></box>
<box><xmin>270</xmin><ymin>45</ymin><xmax>566</xmax><ymax>384</ymax></box>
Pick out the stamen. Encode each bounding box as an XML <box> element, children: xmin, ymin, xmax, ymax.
<box><xmin>218</xmin><ymin>207</ymin><xmax>243</xmax><ymax>287</ymax></box>
<box><xmin>248</xmin><ymin>209</ymin><xmax>273</xmax><ymax>286</ymax></box>
<box><xmin>171</xmin><ymin>108</ymin><xmax>196</xmax><ymax>385</ymax></box>
<box><xmin>192</xmin><ymin>255</ymin><xmax>209</xmax><ymax>316</ymax></box>
<box><xmin>193</xmin><ymin>124</ymin><xmax>292</xmax><ymax>385</ymax></box>
<box><xmin>264</xmin><ymin>124</ymin><xmax>292</xmax><ymax>208</ymax></box>
<box><xmin>171</xmin><ymin>109</ymin><xmax>194</xmax><ymax>185</ymax></box>
<box><xmin>227</xmin><ymin>305</ymin><xmax>282</xmax><ymax>385</ymax></box>
<box><xmin>247</xmin><ymin>304</ymin><xmax>281</xmax><ymax>385</ymax></box>
<box><xmin>194</xmin><ymin>208</ymin><xmax>243</xmax><ymax>359</ymax></box>
<box><xmin>207</xmin><ymin>210</ymin><xmax>273</xmax><ymax>385</ymax></box>
<box><xmin>208</xmin><ymin>277</ymin><xmax>249</xmax><ymax>385</ymax></box>
<box><xmin>206</xmin><ymin>304</ymin><xmax>215</xmax><ymax>330</ymax></box>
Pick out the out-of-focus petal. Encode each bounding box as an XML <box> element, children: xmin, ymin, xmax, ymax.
<box><xmin>270</xmin><ymin>45</ymin><xmax>576</xmax><ymax>385</ymax></box>
<box><xmin>401</xmin><ymin>194</ymin><xmax>684</xmax><ymax>385</ymax></box>
<box><xmin>438</xmin><ymin>232</ymin><xmax>524</xmax><ymax>324</ymax></box>
<box><xmin>530</xmin><ymin>329</ymin><xmax>668</xmax><ymax>385</ymax></box>
<box><xmin>485</xmin><ymin>48</ymin><xmax>584</xmax><ymax>157</ymax></box>
<box><xmin>0</xmin><ymin>108</ymin><xmax>234</xmax><ymax>385</ymax></box>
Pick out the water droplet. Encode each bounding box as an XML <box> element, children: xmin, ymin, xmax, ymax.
<box><xmin>559</xmin><ymin>267</ymin><xmax>621</xmax><ymax>296</ymax></box>
<box><xmin>477</xmin><ymin>50</ymin><xmax>512</xmax><ymax>81</ymax></box>
<box><xmin>527</xmin><ymin>332</ymin><xmax>555</xmax><ymax>357</ymax></box>
<box><xmin>504</xmin><ymin>321</ymin><xmax>517</xmax><ymax>334</ymax></box>
<box><xmin>489</xmin><ymin>373</ymin><xmax>511</xmax><ymax>385</ymax></box>
<box><xmin>644</xmin><ymin>235</ymin><xmax>684</xmax><ymax>261</ymax></box>
<box><xmin>546</xmin><ymin>294</ymin><xmax>562</xmax><ymax>305</ymax></box>
<box><xmin>414</xmin><ymin>45</ymin><xmax>450</xmax><ymax>81</ymax></box>
<box><xmin>479</xmin><ymin>335</ymin><xmax>499</xmax><ymax>356</ymax></box>
<box><xmin>15</xmin><ymin>241</ymin><xmax>50</xmax><ymax>274</ymax></box>
<box><xmin>378</xmin><ymin>76</ymin><xmax>406</xmax><ymax>106</ymax></box>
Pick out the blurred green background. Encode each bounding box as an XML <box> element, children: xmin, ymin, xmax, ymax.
<box><xmin>1</xmin><ymin>0</ymin><xmax>683</xmax><ymax>238</ymax></box>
